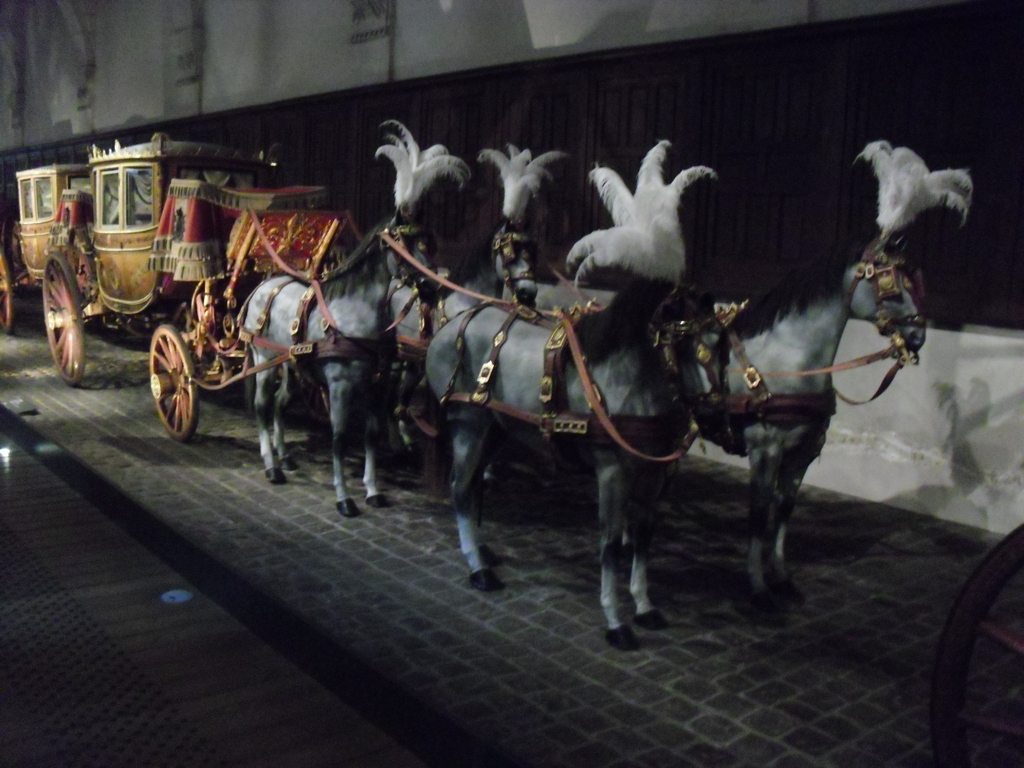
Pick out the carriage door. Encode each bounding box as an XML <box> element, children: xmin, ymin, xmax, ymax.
<box><xmin>92</xmin><ymin>163</ymin><xmax>158</xmax><ymax>312</ymax></box>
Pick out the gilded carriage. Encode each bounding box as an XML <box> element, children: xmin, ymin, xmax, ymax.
<box><xmin>0</xmin><ymin>164</ymin><xmax>90</xmax><ymax>331</ymax></box>
<box><xmin>40</xmin><ymin>132</ymin><xmax>361</xmax><ymax>439</ymax></box>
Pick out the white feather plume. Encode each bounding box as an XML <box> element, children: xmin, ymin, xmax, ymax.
<box><xmin>374</xmin><ymin>120</ymin><xmax>471</xmax><ymax>211</ymax></box>
<box><xmin>566</xmin><ymin>139</ymin><xmax>716</xmax><ymax>284</ymax></box>
<box><xmin>857</xmin><ymin>140</ymin><xmax>973</xmax><ymax>237</ymax></box>
<box><xmin>477</xmin><ymin>144</ymin><xmax>568</xmax><ymax>223</ymax></box>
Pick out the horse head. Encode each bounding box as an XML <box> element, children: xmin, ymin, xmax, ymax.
<box><xmin>382</xmin><ymin>208</ymin><xmax>439</xmax><ymax>303</ymax></box>
<box><xmin>846</xmin><ymin>239</ymin><xmax>926</xmax><ymax>361</ymax></box>
<box><xmin>492</xmin><ymin>218</ymin><xmax>538</xmax><ymax>307</ymax></box>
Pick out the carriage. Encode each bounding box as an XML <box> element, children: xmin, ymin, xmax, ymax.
<box><xmin>0</xmin><ymin>164</ymin><xmax>92</xmax><ymax>331</ymax></box>
<box><xmin>36</xmin><ymin>133</ymin><xmax>361</xmax><ymax>440</ymax></box>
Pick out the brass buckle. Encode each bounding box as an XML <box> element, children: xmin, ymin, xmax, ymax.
<box><xmin>290</xmin><ymin>342</ymin><xmax>314</xmax><ymax>357</ymax></box>
<box><xmin>238</xmin><ymin>329</ymin><xmax>253</xmax><ymax>343</ymax></box>
<box><xmin>551</xmin><ymin>418</ymin><xmax>588</xmax><ymax>435</ymax></box>
<box><xmin>476</xmin><ymin>361</ymin><xmax>495</xmax><ymax>387</ymax></box>
<box><xmin>539</xmin><ymin>375</ymin><xmax>554</xmax><ymax>403</ymax></box>
<box><xmin>289</xmin><ymin>318</ymin><xmax>301</xmax><ymax>335</ymax></box>
<box><xmin>744</xmin><ymin>366</ymin><xmax>762</xmax><ymax>390</ymax></box>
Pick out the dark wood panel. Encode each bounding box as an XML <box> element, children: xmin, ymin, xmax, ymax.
<box><xmin>2</xmin><ymin>1</ymin><xmax>1021</xmax><ymax>328</ymax></box>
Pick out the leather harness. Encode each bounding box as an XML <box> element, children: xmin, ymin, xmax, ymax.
<box><xmin>235</xmin><ymin>213</ymin><xmax>396</xmax><ymax>384</ymax></box>
<box><xmin>663</xmin><ymin>239</ymin><xmax>922</xmax><ymax>456</ymax></box>
<box><xmin>443</xmin><ymin>302</ymin><xmax>698</xmax><ymax>463</ymax></box>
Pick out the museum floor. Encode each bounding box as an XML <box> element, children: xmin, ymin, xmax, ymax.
<box><xmin>0</xmin><ymin>293</ymin><xmax>1018</xmax><ymax>768</ymax></box>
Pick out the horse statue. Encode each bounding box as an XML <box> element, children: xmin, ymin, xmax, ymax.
<box><xmin>425</xmin><ymin>140</ymin><xmax>715</xmax><ymax>649</ymax></box>
<box><xmin>668</xmin><ymin>140</ymin><xmax>972</xmax><ymax>611</ymax></box>
<box><xmin>242</xmin><ymin>120</ymin><xmax>469</xmax><ymax>518</ymax></box>
<box><xmin>388</xmin><ymin>144</ymin><xmax>566</xmax><ymax>443</ymax></box>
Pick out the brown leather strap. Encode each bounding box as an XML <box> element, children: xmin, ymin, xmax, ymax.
<box><xmin>380</xmin><ymin>231</ymin><xmax>520</xmax><ymax>310</ymax></box>
<box><xmin>396</xmin><ymin>334</ymin><xmax>430</xmax><ymax>362</ymax></box>
<box><xmin>439</xmin><ymin>304</ymin><xmax>488</xmax><ymax>405</ymax></box>
<box><xmin>557</xmin><ymin>312</ymin><xmax>695</xmax><ymax>464</ymax></box>
<box><xmin>725</xmin><ymin>391</ymin><xmax>837</xmax><ymax>423</ymax></box>
<box><xmin>469</xmin><ymin>309</ymin><xmax>520</xmax><ymax>405</ymax></box>
<box><xmin>386</xmin><ymin>285</ymin><xmax>420</xmax><ymax>333</ymax></box>
<box><xmin>835</xmin><ymin>358</ymin><xmax>905</xmax><ymax>405</ymax></box>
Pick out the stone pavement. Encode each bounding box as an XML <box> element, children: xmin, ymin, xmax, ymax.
<box><xmin>0</xmin><ymin>293</ymin><xmax>1014</xmax><ymax>768</ymax></box>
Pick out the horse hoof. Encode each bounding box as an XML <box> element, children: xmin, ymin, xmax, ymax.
<box><xmin>280</xmin><ymin>457</ymin><xmax>298</xmax><ymax>472</ymax></box>
<box><xmin>469</xmin><ymin>569</ymin><xmax>504</xmax><ymax>592</ymax></box>
<box><xmin>337</xmin><ymin>499</ymin><xmax>361</xmax><ymax>518</ymax></box>
<box><xmin>772</xmin><ymin>579</ymin><xmax>806</xmax><ymax>606</ymax></box>
<box><xmin>365</xmin><ymin>494</ymin><xmax>390</xmax><ymax>508</ymax></box>
<box><xmin>265</xmin><ymin>467</ymin><xmax>286</xmax><ymax>485</ymax></box>
<box><xmin>751</xmin><ymin>590</ymin><xmax>786</xmax><ymax>613</ymax></box>
<box><xmin>605</xmin><ymin>625</ymin><xmax>640</xmax><ymax>651</ymax></box>
<box><xmin>479</xmin><ymin>544</ymin><xmax>503</xmax><ymax>567</ymax></box>
<box><xmin>634</xmin><ymin>609</ymin><xmax>669</xmax><ymax>630</ymax></box>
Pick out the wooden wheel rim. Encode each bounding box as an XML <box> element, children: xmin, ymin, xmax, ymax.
<box><xmin>932</xmin><ymin>523</ymin><xmax>1024</xmax><ymax>767</ymax></box>
<box><xmin>42</xmin><ymin>256</ymin><xmax>85</xmax><ymax>386</ymax></box>
<box><xmin>0</xmin><ymin>246</ymin><xmax>13</xmax><ymax>332</ymax></box>
<box><xmin>150</xmin><ymin>324</ymin><xmax>199</xmax><ymax>442</ymax></box>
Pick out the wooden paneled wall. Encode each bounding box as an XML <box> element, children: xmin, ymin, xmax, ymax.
<box><xmin>3</xmin><ymin>1</ymin><xmax>1021</xmax><ymax>329</ymax></box>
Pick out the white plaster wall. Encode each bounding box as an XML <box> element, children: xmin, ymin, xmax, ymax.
<box><xmin>1</xmin><ymin>0</ymin><xmax>977</xmax><ymax>151</ymax></box>
<box><xmin>700</xmin><ymin>320</ymin><xmax>1024</xmax><ymax>534</ymax></box>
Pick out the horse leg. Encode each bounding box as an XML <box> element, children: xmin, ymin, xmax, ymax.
<box><xmin>630</xmin><ymin>463</ymin><xmax>669</xmax><ymax>632</ymax></box>
<box><xmin>746</xmin><ymin>436</ymin><xmax>785</xmax><ymax>611</ymax></box>
<box><xmin>449</xmin><ymin>407</ymin><xmax>502</xmax><ymax>591</ymax></box>
<box><xmin>274</xmin><ymin>363</ymin><xmax>298</xmax><ymax>472</ymax></box>
<box><xmin>363</xmin><ymin>385</ymin><xmax>389</xmax><ymax>508</ymax></box>
<box><xmin>254</xmin><ymin>367</ymin><xmax>285</xmax><ymax>484</ymax></box>
<box><xmin>326</xmin><ymin>365</ymin><xmax>361</xmax><ymax>518</ymax></box>
<box><xmin>595</xmin><ymin>452</ymin><xmax>639</xmax><ymax>650</ymax></box>
<box><xmin>766</xmin><ymin>437</ymin><xmax>820</xmax><ymax>606</ymax></box>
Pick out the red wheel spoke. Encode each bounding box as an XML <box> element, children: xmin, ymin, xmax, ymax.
<box><xmin>981</xmin><ymin>619</ymin><xmax>1024</xmax><ymax>655</ymax></box>
<box><xmin>960</xmin><ymin>709</ymin><xmax>1024</xmax><ymax>739</ymax></box>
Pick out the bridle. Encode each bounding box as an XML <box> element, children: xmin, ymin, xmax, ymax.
<box><xmin>845</xmin><ymin>238</ymin><xmax>926</xmax><ymax>366</ymax></box>
<box><xmin>492</xmin><ymin>225</ymin><xmax>538</xmax><ymax>306</ymax></box>
<box><xmin>650</xmin><ymin>238</ymin><xmax>928</xmax><ymax>413</ymax></box>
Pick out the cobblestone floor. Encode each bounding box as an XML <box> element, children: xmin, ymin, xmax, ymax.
<box><xmin>0</xmin><ymin>293</ymin><xmax>1013</xmax><ymax>768</ymax></box>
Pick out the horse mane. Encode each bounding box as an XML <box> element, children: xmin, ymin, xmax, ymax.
<box><xmin>321</xmin><ymin>214</ymin><xmax>394</xmax><ymax>302</ymax></box>
<box><xmin>575</xmin><ymin>278</ymin><xmax>675</xmax><ymax>365</ymax></box>
<box><xmin>733</xmin><ymin>240</ymin><xmax>867</xmax><ymax>338</ymax></box>
<box><xmin>446</xmin><ymin>221</ymin><xmax>503</xmax><ymax>293</ymax></box>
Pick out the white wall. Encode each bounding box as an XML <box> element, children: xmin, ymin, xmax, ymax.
<box><xmin>1</xmin><ymin>0</ymin><xmax>976</xmax><ymax>151</ymax></box>
<box><xmin>702</xmin><ymin>320</ymin><xmax>1024</xmax><ymax>534</ymax></box>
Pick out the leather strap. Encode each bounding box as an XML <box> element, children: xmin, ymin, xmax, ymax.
<box><xmin>469</xmin><ymin>309</ymin><xmax>520</xmax><ymax>406</ymax></box>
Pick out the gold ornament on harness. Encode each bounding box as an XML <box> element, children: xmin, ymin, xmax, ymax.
<box><xmin>697</xmin><ymin>343</ymin><xmax>712</xmax><ymax>363</ymax></box>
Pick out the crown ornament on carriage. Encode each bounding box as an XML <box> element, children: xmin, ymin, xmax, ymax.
<box><xmin>566</xmin><ymin>139</ymin><xmax>716</xmax><ymax>285</ymax></box>
<box><xmin>375</xmin><ymin>120</ymin><xmax>470</xmax><ymax>214</ymax></box>
<box><xmin>477</xmin><ymin>144</ymin><xmax>568</xmax><ymax>225</ymax></box>
<box><xmin>857</xmin><ymin>140</ymin><xmax>973</xmax><ymax>244</ymax></box>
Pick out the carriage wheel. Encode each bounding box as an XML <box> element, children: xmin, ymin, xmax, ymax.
<box><xmin>42</xmin><ymin>252</ymin><xmax>86</xmax><ymax>386</ymax></box>
<box><xmin>150</xmin><ymin>324</ymin><xmax>199</xmax><ymax>442</ymax></box>
<box><xmin>0</xmin><ymin>242</ymin><xmax>13</xmax><ymax>332</ymax></box>
<box><xmin>932</xmin><ymin>522</ymin><xmax>1024</xmax><ymax>767</ymax></box>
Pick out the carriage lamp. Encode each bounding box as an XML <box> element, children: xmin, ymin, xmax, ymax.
<box><xmin>0</xmin><ymin>447</ymin><xmax>10</xmax><ymax>458</ymax></box>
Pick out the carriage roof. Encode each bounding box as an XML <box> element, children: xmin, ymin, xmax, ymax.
<box><xmin>16</xmin><ymin>164</ymin><xmax>89</xmax><ymax>180</ymax></box>
<box><xmin>88</xmin><ymin>133</ymin><xmax>271</xmax><ymax>170</ymax></box>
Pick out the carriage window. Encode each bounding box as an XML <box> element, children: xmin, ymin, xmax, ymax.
<box><xmin>69</xmin><ymin>176</ymin><xmax>91</xmax><ymax>193</ymax></box>
<box><xmin>124</xmin><ymin>167</ymin><xmax>153</xmax><ymax>228</ymax></box>
<box><xmin>100</xmin><ymin>170</ymin><xmax>120</xmax><ymax>227</ymax></box>
<box><xmin>18</xmin><ymin>179</ymin><xmax>34</xmax><ymax>220</ymax></box>
<box><xmin>35</xmin><ymin>177</ymin><xmax>54</xmax><ymax>219</ymax></box>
